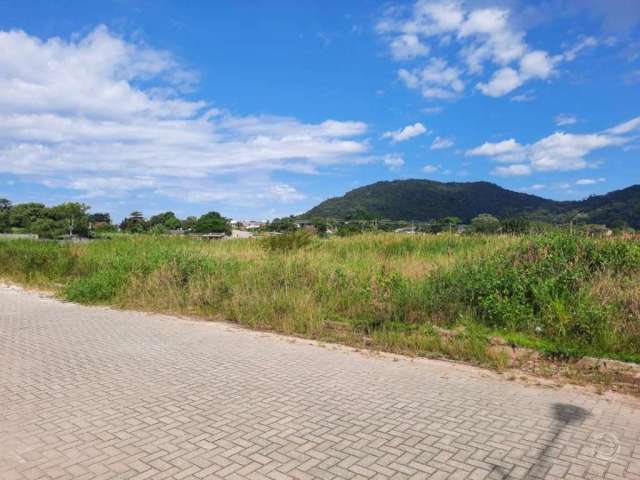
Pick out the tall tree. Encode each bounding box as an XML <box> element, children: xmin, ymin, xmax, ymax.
<box><xmin>148</xmin><ymin>211</ymin><xmax>181</xmax><ymax>230</ymax></box>
<box><xmin>88</xmin><ymin>213</ymin><xmax>111</xmax><ymax>224</ymax></box>
<box><xmin>182</xmin><ymin>216</ymin><xmax>198</xmax><ymax>231</ymax></box>
<box><xmin>471</xmin><ymin>214</ymin><xmax>500</xmax><ymax>233</ymax></box>
<box><xmin>120</xmin><ymin>211</ymin><xmax>147</xmax><ymax>233</ymax></box>
<box><xmin>194</xmin><ymin>211</ymin><xmax>229</xmax><ymax>234</ymax></box>
<box><xmin>0</xmin><ymin>199</ymin><xmax>10</xmax><ymax>233</ymax></box>
<box><xmin>8</xmin><ymin>203</ymin><xmax>46</xmax><ymax>229</ymax></box>
<box><xmin>48</xmin><ymin>203</ymin><xmax>90</xmax><ymax>237</ymax></box>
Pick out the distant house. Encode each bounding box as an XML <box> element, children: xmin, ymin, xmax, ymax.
<box><xmin>394</xmin><ymin>226</ymin><xmax>416</xmax><ymax>234</ymax></box>
<box><xmin>227</xmin><ymin>229</ymin><xmax>254</xmax><ymax>239</ymax></box>
<box><xmin>200</xmin><ymin>233</ymin><xmax>226</xmax><ymax>240</ymax></box>
<box><xmin>244</xmin><ymin>221</ymin><xmax>266</xmax><ymax>230</ymax></box>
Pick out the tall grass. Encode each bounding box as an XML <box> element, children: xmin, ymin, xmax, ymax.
<box><xmin>1</xmin><ymin>232</ymin><xmax>638</xmax><ymax>366</ymax></box>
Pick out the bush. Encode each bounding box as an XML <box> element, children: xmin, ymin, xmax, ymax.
<box><xmin>261</xmin><ymin>230</ymin><xmax>313</xmax><ymax>252</ymax></box>
<box><xmin>425</xmin><ymin>233</ymin><xmax>640</xmax><ymax>360</ymax></box>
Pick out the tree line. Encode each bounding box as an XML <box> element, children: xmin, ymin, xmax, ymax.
<box><xmin>269</xmin><ymin>213</ymin><xmax>536</xmax><ymax>235</ymax></box>
<box><xmin>0</xmin><ymin>196</ymin><xmax>617</xmax><ymax>240</ymax></box>
<box><xmin>0</xmin><ymin>198</ymin><xmax>229</xmax><ymax>238</ymax></box>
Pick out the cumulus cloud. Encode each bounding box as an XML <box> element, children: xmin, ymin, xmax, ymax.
<box><xmin>422</xmin><ymin>164</ymin><xmax>440</xmax><ymax>173</ymax></box>
<box><xmin>467</xmin><ymin>116</ymin><xmax>640</xmax><ymax>175</ymax></box>
<box><xmin>398</xmin><ymin>58</ymin><xmax>464</xmax><ymax>99</ymax></box>
<box><xmin>382</xmin><ymin>122</ymin><xmax>427</xmax><ymax>142</ymax></box>
<box><xmin>0</xmin><ymin>27</ymin><xmax>369</xmax><ymax>208</ymax></box>
<box><xmin>430</xmin><ymin>136</ymin><xmax>454</xmax><ymax>149</ymax></box>
<box><xmin>477</xmin><ymin>67</ymin><xmax>523</xmax><ymax>97</ymax></box>
<box><xmin>377</xmin><ymin>1</ymin><xmax>591</xmax><ymax>99</ymax></box>
<box><xmin>466</xmin><ymin>138</ymin><xmax>526</xmax><ymax>162</ymax></box>
<box><xmin>383</xmin><ymin>154</ymin><xmax>405</xmax><ymax>170</ymax></box>
<box><xmin>390</xmin><ymin>34</ymin><xmax>429</xmax><ymax>60</ymax></box>
<box><xmin>477</xmin><ymin>50</ymin><xmax>556</xmax><ymax>97</ymax></box>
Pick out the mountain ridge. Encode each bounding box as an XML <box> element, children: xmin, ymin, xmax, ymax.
<box><xmin>300</xmin><ymin>179</ymin><xmax>640</xmax><ymax>228</ymax></box>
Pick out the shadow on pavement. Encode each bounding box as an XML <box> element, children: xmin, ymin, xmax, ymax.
<box><xmin>490</xmin><ymin>402</ymin><xmax>590</xmax><ymax>479</ymax></box>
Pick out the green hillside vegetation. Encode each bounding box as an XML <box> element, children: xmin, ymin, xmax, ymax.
<box><xmin>301</xmin><ymin>180</ymin><xmax>640</xmax><ymax>229</ymax></box>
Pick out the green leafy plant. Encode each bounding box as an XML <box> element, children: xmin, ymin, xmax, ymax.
<box><xmin>261</xmin><ymin>230</ymin><xmax>313</xmax><ymax>252</ymax></box>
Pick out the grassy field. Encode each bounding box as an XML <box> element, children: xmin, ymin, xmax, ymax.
<box><xmin>1</xmin><ymin>232</ymin><xmax>639</xmax><ymax>370</ymax></box>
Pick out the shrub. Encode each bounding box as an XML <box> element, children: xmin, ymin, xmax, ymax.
<box><xmin>261</xmin><ymin>230</ymin><xmax>313</xmax><ymax>252</ymax></box>
<box><xmin>424</xmin><ymin>233</ymin><xmax>640</xmax><ymax>359</ymax></box>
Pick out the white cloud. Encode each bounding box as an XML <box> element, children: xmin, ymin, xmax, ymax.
<box><xmin>390</xmin><ymin>34</ymin><xmax>429</xmax><ymax>60</ymax></box>
<box><xmin>382</xmin><ymin>122</ymin><xmax>427</xmax><ymax>142</ymax></box>
<box><xmin>575</xmin><ymin>177</ymin><xmax>605</xmax><ymax>185</ymax></box>
<box><xmin>520</xmin><ymin>50</ymin><xmax>555</xmax><ymax>79</ymax></box>
<box><xmin>378</xmin><ymin>1</ymin><xmax>588</xmax><ymax>99</ymax></box>
<box><xmin>467</xmin><ymin>117</ymin><xmax>638</xmax><ymax>175</ymax></box>
<box><xmin>466</xmin><ymin>138</ymin><xmax>526</xmax><ymax>162</ymax></box>
<box><xmin>606</xmin><ymin>116</ymin><xmax>640</xmax><ymax>135</ymax></box>
<box><xmin>398</xmin><ymin>58</ymin><xmax>464</xmax><ymax>99</ymax></box>
<box><xmin>511</xmin><ymin>91</ymin><xmax>535</xmax><ymax>102</ymax></box>
<box><xmin>492</xmin><ymin>164</ymin><xmax>531</xmax><ymax>176</ymax></box>
<box><xmin>555</xmin><ymin>114</ymin><xmax>578</xmax><ymax>126</ymax></box>
<box><xmin>430</xmin><ymin>136</ymin><xmax>454</xmax><ymax>149</ymax></box>
<box><xmin>0</xmin><ymin>27</ymin><xmax>369</xmax><ymax>208</ymax></box>
<box><xmin>383</xmin><ymin>154</ymin><xmax>405</xmax><ymax>170</ymax></box>
<box><xmin>478</xmin><ymin>50</ymin><xmax>556</xmax><ymax>97</ymax></box>
<box><xmin>530</xmin><ymin>132</ymin><xmax>619</xmax><ymax>171</ymax></box>
<box><xmin>477</xmin><ymin>67</ymin><xmax>523</xmax><ymax>97</ymax></box>
<box><xmin>156</xmin><ymin>177</ymin><xmax>306</xmax><ymax>207</ymax></box>
<box><xmin>267</xmin><ymin>184</ymin><xmax>306</xmax><ymax>202</ymax></box>
<box><xmin>459</xmin><ymin>7</ymin><xmax>527</xmax><ymax>67</ymax></box>
<box><xmin>422</xmin><ymin>164</ymin><xmax>440</xmax><ymax>173</ymax></box>
<box><xmin>562</xmin><ymin>36</ymin><xmax>598</xmax><ymax>61</ymax></box>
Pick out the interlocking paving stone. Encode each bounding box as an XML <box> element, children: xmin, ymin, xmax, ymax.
<box><xmin>1</xmin><ymin>285</ymin><xmax>639</xmax><ymax>480</ymax></box>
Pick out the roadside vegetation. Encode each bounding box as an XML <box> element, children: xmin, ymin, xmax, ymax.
<box><xmin>1</xmin><ymin>232</ymin><xmax>639</xmax><ymax>383</ymax></box>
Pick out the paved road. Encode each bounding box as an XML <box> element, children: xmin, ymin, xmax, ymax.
<box><xmin>1</xmin><ymin>285</ymin><xmax>639</xmax><ymax>480</ymax></box>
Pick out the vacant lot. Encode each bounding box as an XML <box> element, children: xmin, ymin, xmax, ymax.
<box><xmin>1</xmin><ymin>233</ymin><xmax>639</xmax><ymax>371</ymax></box>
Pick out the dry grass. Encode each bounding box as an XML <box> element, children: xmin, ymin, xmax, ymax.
<box><xmin>1</xmin><ymin>232</ymin><xmax>639</xmax><ymax>394</ymax></box>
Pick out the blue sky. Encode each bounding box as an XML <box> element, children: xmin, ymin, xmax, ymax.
<box><xmin>0</xmin><ymin>0</ymin><xmax>639</xmax><ymax>221</ymax></box>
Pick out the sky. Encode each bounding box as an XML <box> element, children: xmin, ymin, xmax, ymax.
<box><xmin>0</xmin><ymin>0</ymin><xmax>639</xmax><ymax>221</ymax></box>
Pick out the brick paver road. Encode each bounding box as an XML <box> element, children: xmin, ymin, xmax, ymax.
<box><xmin>1</xmin><ymin>285</ymin><xmax>639</xmax><ymax>480</ymax></box>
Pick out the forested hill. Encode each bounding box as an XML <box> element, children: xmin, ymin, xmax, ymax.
<box><xmin>301</xmin><ymin>179</ymin><xmax>640</xmax><ymax>227</ymax></box>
